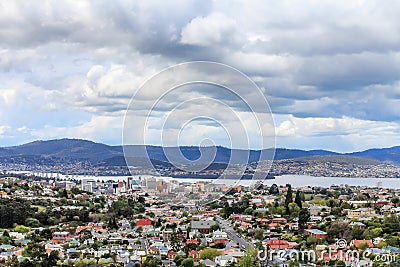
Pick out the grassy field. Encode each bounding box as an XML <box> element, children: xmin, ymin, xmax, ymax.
<box><xmin>31</xmin><ymin>205</ymin><xmax>46</xmax><ymax>212</ymax></box>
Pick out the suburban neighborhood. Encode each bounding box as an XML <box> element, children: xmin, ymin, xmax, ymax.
<box><xmin>0</xmin><ymin>173</ymin><xmax>400</xmax><ymax>267</ymax></box>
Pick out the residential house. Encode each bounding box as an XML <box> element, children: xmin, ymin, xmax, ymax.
<box><xmin>191</xmin><ymin>220</ymin><xmax>217</xmax><ymax>234</ymax></box>
<box><xmin>347</xmin><ymin>208</ymin><xmax>377</xmax><ymax>219</ymax></box>
<box><xmin>308</xmin><ymin>205</ymin><xmax>331</xmax><ymax>216</ymax></box>
<box><xmin>200</xmin><ymin>259</ymin><xmax>216</xmax><ymax>267</ymax></box>
<box><xmin>168</xmin><ymin>250</ymin><xmax>177</xmax><ymax>260</ymax></box>
<box><xmin>264</xmin><ymin>239</ymin><xmax>294</xmax><ymax>249</ymax></box>
<box><xmin>304</xmin><ymin>229</ymin><xmax>327</xmax><ymax>239</ymax></box>
<box><xmin>215</xmin><ymin>255</ymin><xmax>233</xmax><ymax>266</ymax></box>
<box><xmin>212</xmin><ymin>230</ymin><xmax>228</xmax><ymax>239</ymax></box>
<box><xmin>189</xmin><ymin>250</ymin><xmax>200</xmax><ymax>261</ymax></box>
<box><xmin>52</xmin><ymin>231</ymin><xmax>70</xmax><ymax>244</ymax></box>
<box><xmin>349</xmin><ymin>221</ymin><xmax>367</xmax><ymax>229</ymax></box>
<box><xmin>136</xmin><ymin>218</ymin><xmax>152</xmax><ymax>227</ymax></box>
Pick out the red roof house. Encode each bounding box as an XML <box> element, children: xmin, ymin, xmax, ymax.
<box><xmin>136</xmin><ymin>218</ymin><xmax>152</xmax><ymax>227</ymax></box>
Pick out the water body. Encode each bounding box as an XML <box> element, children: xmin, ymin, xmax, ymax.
<box><xmin>54</xmin><ymin>174</ymin><xmax>400</xmax><ymax>189</ymax></box>
<box><xmin>267</xmin><ymin>175</ymin><xmax>400</xmax><ymax>188</ymax></box>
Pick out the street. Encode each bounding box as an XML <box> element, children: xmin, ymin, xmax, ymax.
<box><xmin>216</xmin><ymin>216</ymin><xmax>254</xmax><ymax>251</ymax></box>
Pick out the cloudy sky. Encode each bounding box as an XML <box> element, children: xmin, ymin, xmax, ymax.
<box><xmin>1</xmin><ymin>0</ymin><xmax>400</xmax><ymax>152</ymax></box>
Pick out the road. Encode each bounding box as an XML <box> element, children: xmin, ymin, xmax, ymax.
<box><xmin>216</xmin><ymin>216</ymin><xmax>253</xmax><ymax>251</ymax></box>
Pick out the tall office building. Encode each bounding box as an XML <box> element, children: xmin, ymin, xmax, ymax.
<box><xmin>81</xmin><ymin>179</ymin><xmax>96</xmax><ymax>193</ymax></box>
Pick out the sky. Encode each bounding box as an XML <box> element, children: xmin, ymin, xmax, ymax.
<box><xmin>1</xmin><ymin>1</ymin><xmax>400</xmax><ymax>153</ymax></box>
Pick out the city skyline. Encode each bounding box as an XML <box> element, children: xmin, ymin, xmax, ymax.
<box><xmin>1</xmin><ymin>1</ymin><xmax>400</xmax><ymax>152</ymax></box>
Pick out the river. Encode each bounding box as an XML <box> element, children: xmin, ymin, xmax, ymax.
<box><xmin>52</xmin><ymin>174</ymin><xmax>400</xmax><ymax>189</ymax></box>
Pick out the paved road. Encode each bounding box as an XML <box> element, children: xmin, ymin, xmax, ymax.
<box><xmin>216</xmin><ymin>216</ymin><xmax>253</xmax><ymax>251</ymax></box>
<box><xmin>140</xmin><ymin>236</ymin><xmax>148</xmax><ymax>252</ymax></box>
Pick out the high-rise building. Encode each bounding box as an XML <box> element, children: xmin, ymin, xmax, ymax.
<box><xmin>81</xmin><ymin>179</ymin><xmax>96</xmax><ymax>193</ymax></box>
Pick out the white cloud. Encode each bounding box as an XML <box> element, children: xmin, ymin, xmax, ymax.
<box><xmin>275</xmin><ymin>114</ymin><xmax>400</xmax><ymax>152</ymax></box>
<box><xmin>29</xmin><ymin>115</ymin><xmax>123</xmax><ymax>145</ymax></box>
<box><xmin>1</xmin><ymin>1</ymin><xmax>400</xmax><ymax>151</ymax></box>
<box><xmin>180</xmin><ymin>13</ymin><xmax>239</xmax><ymax>46</ymax></box>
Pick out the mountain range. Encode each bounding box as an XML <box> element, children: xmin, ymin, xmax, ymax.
<box><xmin>0</xmin><ymin>138</ymin><xmax>400</xmax><ymax>166</ymax></box>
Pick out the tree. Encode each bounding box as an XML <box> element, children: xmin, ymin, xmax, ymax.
<box><xmin>288</xmin><ymin>203</ymin><xmax>301</xmax><ymax>218</ymax></box>
<box><xmin>58</xmin><ymin>189</ymin><xmax>68</xmax><ymax>198</ymax></box>
<box><xmin>14</xmin><ymin>225</ymin><xmax>30</xmax><ymax>233</ymax></box>
<box><xmin>107</xmin><ymin>216</ymin><xmax>117</xmax><ymax>229</ymax></box>
<box><xmin>285</xmin><ymin>184</ymin><xmax>293</xmax><ymax>214</ymax></box>
<box><xmin>18</xmin><ymin>241</ymin><xmax>59</xmax><ymax>267</ymax></box>
<box><xmin>391</xmin><ymin>197</ymin><xmax>399</xmax><ymax>205</ymax></box>
<box><xmin>6</xmin><ymin>255</ymin><xmax>19</xmax><ymax>267</ymax></box>
<box><xmin>253</xmin><ymin>228</ymin><xmax>264</xmax><ymax>240</ymax></box>
<box><xmin>356</xmin><ymin>242</ymin><xmax>369</xmax><ymax>251</ymax></box>
<box><xmin>306</xmin><ymin>236</ymin><xmax>318</xmax><ymax>247</ymax></box>
<box><xmin>295</xmin><ymin>191</ymin><xmax>303</xmax><ymax>209</ymax></box>
<box><xmin>0</xmin><ymin>198</ymin><xmax>37</xmax><ymax>228</ymax></box>
<box><xmin>181</xmin><ymin>258</ymin><xmax>194</xmax><ymax>267</ymax></box>
<box><xmin>298</xmin><ymin>208</ymin><xmax>310</xmax><ymax>230</ymax></box>
<box><xmin>371</xmin><ymin>227</ymin><xmax>383</xmax><ymax>238</ymax></box>
<box><xmin>174</xmin><ymin>255</ymin><xmax>184</xmax><ymax>266</ymax></box>
<box><xmin>0</xmin><ymin>234</ymin><xmax>10</xmax><ymax>245</ymax></box>
<box><xmin>25</xmin><ymin>217</ymin><xmax>41</xmax><ymax>228</ymax></box>
<box><xmin>237</xmin><ymin>250</ymin><xmax>254</xmax><ymax>267</ymax></box>
<box><xmin>200</xmin><ymin>248</ymin><xmax>222</xmax><ymax>260</ymax></box>
<box><xmin>210</xmin><ymin>223</ymin><xmax>220</xmax><ymax>232</ymax></box>
<box><xmin>141</xmin><ymin>257</ymin><xmax>162</xmax><ymax>267</ymax></box>
<box><xmin>269</xmin><ymin>184</ymin><xmax>279</xmax><ymax>194</ymax></box>
<box><xmin>376</xmin><ymin>241</ymin><xmax>388</xmax><ymax>249</ymax></box>
<box><xmin>326</xmin><ymin>222</ymin><xmax>350</xmax><ymax>243</ymax></box>
<box><xmin>336</xmin><ymin>260</ymin><xmax>346</xmax><ymax>267</ymax></box>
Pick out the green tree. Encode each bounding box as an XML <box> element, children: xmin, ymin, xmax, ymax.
<box><xmin>58</xmin><ymin>189</ymin><xmax>68</xmax><ymax>198</ymax></box>
<box><xmin>0</xmin><ymin>235</ymin><xmax>10</xmax><ymax>244</ymax></box>
<box><xmin>298</xmin><ymin>208</ymin><xmax>310</xmax><ymax>230</ymax></box>
<box><xmin>288</xmin><ymin>202</ymin><xmax>301</xmax><ymax>218</ymax></box>
<box><xmin>142</xmin><ymin>257</ymin><xmax>161</xmax><ymax>267</ymax></box>
<box><xmin>181</xmin><ymin>258</ymin><xmax>194</xmax><ymax>267</ymax></box>
<box><xmin>107</xmin><ymin>216</ymin><xmax>117</xmax><ymax>229</ymax></box>
<box><xmin>200</xmin><ymin>248</ymin><xmax>223</xmax><ymax>260</ymax></box>
<box><xmin>295</xmin><ymin>191</ymin><xmax>303</xmax><ymax>209</ymax></box>
<box><xmin>356</xmin><ymin>242</ymin><xmax>369</xmax><ymax>251</ymax></box>
<box><xmin>285</xmin><ymin>184</ymin><xmax>293</xmax><ymax>214</ymax></box>
<box><xmin>336</xmin><ymin>260</ymin><xmax>346</xmax><ymax>267</ymax></box>
<box><xmin>237</xmin><ymin>250</ymin><xmax>254</xmax><ymax>267</ymax></box>
<box><xmin>306</xmin><ymin>236</ymin><xmax>318</xmax><ymax>247</ymax></box>
<box><xmin>3</xmin><ymin>230</ymin><xmax>9</xmax><ymax>237</ymax></box>
<box><xmin>14</xmin><ymin>225</ymin><xmax>30</xmax><ymax>233</ymax></box>
<box><xmin>210</xmin><ymin>223</ymin><xmax>220</xmax><ymax>232</ymax></box>
<box><xmin>174</xmin><ymin>255</ymin><xmax>184</xmax><ymax>266</ymax></box>
<box><xmin>253</xmin><ymin>228</ymin><xmax>264</xmax><ymax>240</ymax></box>
<box><xmin>371</xmin><ymin>227</ymin><xmax>383</xmax><ymax>238</ymax></box>
<box><xmin>0</xmin><ymin>229</ymin><xmax>10</xmax><ymax>244</ymax></box>
<box><xmin>25</xmin><ymin>217</ymin><xmax>41</xmax><ymax>227</ymax></box>
<box><xmin>269</xmin><ymin>184</ymin><xmax>279</xmax><ymax>194</ymax></box>
<box><xmin>20</xmin><ymin>241</ymin><xmax>59</xmax><ymax>267</ymax></box>
<box><xmin>376</xmin><ymin>241</ymin><xmax>388</xmax><ymax>249</ymax></box>
<box><xmin>0</xmin><ymin>198</ymin><xmax>37</xmax><ymax>228</ymax></box>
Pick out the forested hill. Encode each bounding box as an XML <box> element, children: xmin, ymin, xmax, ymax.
<box><xmin>1</xmin><ymin>138</ymin><xmax>400</xmax><ymax>165</ymax></box>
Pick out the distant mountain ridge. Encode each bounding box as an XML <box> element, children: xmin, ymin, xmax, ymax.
<box><xmin>1</xmin><ymin>138</ymin><xmax>400</xmax><ymax>165</ymax></box>
<box><xmin>2</xmin><ymin>139</ymin><xmax>121</xmax><ymax>162</ymax></box>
